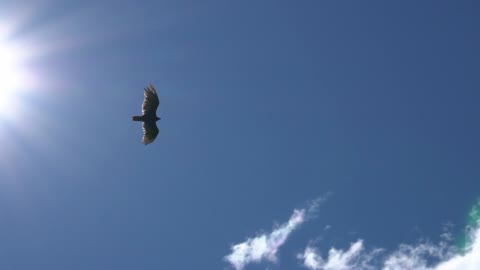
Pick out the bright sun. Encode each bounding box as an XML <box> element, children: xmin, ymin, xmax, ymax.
<box><xmin>0</xmin><ymin>36</ymin><xmax>30</xmax><ymax>119</ymax></box>
<box><xmin>0</xmin><ymin>43</ymin><xmax>23</xmax><ymax>90</ymax></box>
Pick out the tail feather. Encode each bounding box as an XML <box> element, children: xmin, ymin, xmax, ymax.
<box><xmin>132</xmin><ymin>116</ymin><xmax>143</xmax><ymax>121</ymax></box>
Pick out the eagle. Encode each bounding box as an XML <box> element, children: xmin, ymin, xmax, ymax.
<box><xmin>132</xmin><ymin>84</ymin><xmax>160</xmax><ymax>145</ymax></box>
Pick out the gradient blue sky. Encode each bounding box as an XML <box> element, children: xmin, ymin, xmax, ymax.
<box><xmin>0</xmin><ymin>1</ymin><xmax>479</xmax><ymax>269</ymax></box>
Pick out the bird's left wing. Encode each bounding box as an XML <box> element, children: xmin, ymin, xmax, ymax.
<box><xmin>142</xmin><ymin>84</ymin><xmax>160</xmax><ymax>116</ymax></box>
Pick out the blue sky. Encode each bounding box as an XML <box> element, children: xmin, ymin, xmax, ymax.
<box><xmin>0</xmin><ymin>1</ymin><xmax>479</xmax><ymax>269</ymax></box>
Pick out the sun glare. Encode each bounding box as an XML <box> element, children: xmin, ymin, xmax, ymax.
<box><xmin>0</xmin><ymin>26</ymin><xmax>33</xmax><ymax>120</ymax></box>
<box><xmin>0</xmin><ymin>11</ymin><xmax>75</xmax><ymax>182</ymax></box>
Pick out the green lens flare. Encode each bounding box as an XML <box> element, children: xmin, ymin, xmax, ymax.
<box><xmin>456</xmin><ymin>199</ymin><xmax>480</xmax><ymax>253</ymax></box>
<box><xmin>467</xmin><ymin>200</ymin><xmax>480</xmax><ymax>226</ymax></box>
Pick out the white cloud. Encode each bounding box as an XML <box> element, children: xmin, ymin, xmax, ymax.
<box><xmin>300</xmin><ymin>241</ymin><xmax>380</xmax><ymax>270</ymax></box>
<box><xmin>225</xmin><ymin>209</ymin><xmax>305</xmax><ymax>270</ymax></box>
<box><xmin>224</xmin><ymin>197</ymin><xmax>327</xmax><ymax>270</ymax></box>
<box><xmin>436</xmin><ymin>227</ymin><xmax>480</xmax><ymax>270</ymax></box>
<box><xmin>299</xmin><ymin>226</ymin><xmax>480</xmax><ymax>270</ymax></box>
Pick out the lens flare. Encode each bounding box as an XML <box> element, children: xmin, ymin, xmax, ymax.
<box><xmin>0</xmin><ymin>25</ymin><xmax>35</xmax><ymax>121</ymax></box>
<box><xmin>456</xmin><ymin>199</ymin><xmax>480</xmax><ymax>253</ymax></box>
<box><xmin>0</xmin><ymin>18</ymin><xmax>44</xmax><ymax>182</ymax></box>
<box><xmin>0</xmin><ymin>43</ymin><xmax>22</xmax><ymax>87</ymax></box>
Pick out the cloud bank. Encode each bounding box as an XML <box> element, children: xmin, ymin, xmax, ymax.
<box><xmin>224</xmin><ymin>197</ymin><xmax>327</xmax><ymax>270</ymax></box>
<box><xmin>224</xmin><ymin>197</ymin><xmax>480</xmax><ymax>270</ymax></box>
<box><xmin>299</xmin><ymin>225</ymin><xmax>480</xmax><ymax>270</ymax></box>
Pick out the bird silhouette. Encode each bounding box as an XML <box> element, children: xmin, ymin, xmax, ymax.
<box><xmin>132</xmin><ymin>84</ymin><xmax>160</xmax><ymax>145</ymax></box>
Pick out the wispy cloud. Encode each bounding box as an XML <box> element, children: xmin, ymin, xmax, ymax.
<box><xmin>435</xmin><ymin>227</ymin><xmax>480</xmax><ymax>270</ymax></box>
<box><xmin>299</xmin><ymin>225</ymin><xmax>480</xmax><ymax>270</ymax></box>
<box><xmin>225</xmin><ymin>209</ymin><xmax>305</xmax><ymax>270</ymax></box>
<box><xmin>224</xmin><ymin>196</ymin><xmax>328</xmax><ymax>270</ymax></box>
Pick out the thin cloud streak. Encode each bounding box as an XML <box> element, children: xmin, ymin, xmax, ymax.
<box><xmin>224</xmin><ymin>196</ymin><xmax>328</xmax><ymax>270</ymax></box>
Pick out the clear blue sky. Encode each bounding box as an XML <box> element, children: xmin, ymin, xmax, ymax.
<box><xmin>0</xmin><ymin>1</ymin><xmax>479</xmax><ymax>269</ymax></box>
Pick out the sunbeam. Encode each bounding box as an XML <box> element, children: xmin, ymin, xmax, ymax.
<box><xmin>0</xmin><ymin>16</ymin><xmax>59</xmax><ymax>182</ymax></box>
<box><xmin>0</xmin><ymin>3</ymin><xmax>112</xmax><ymax>180</ymax></box>
<box><xmin>0</xmin><ymin>22</ymin><xmax>37</xmax><ymax>121</ymax></box>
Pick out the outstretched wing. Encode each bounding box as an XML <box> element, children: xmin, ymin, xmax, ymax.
<box><xmin>142</xmin><ymin>121</ymin><xmax>159</xmax><ymax>145</ymax></box>
<box><xmin>142</xmin><ymin>84</ymin><xmax>159</xmax><ymax>116</ymax></box>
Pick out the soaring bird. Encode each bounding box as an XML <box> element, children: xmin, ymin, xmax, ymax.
<box><xmin>132</xmin><ymin>84</ymin><xmax>160</xmax><ymax>145</ymax></box>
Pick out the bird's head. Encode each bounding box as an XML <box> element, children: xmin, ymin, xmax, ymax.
<box><xmin>156</xmin><ymin>116</ymin><xmax>161</xmax><ymax>121</ymax></box>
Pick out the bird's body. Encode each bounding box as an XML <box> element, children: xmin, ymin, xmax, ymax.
<box><xmin>132</xmin><ymin>84</ymin><xmax>160</xmax><ymax>145</ymax></box>
<box><xmin>132</xmin><ymin>114</ymin><xmax>160</xmax><ymax>122</ymax></box>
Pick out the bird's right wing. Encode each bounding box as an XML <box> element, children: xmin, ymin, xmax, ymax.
<box><xmin>142</xmin><ymin>121</ymin><xmax>159</xmax><ymax>145</ymax></box>
<box><xmin>142</xmin><ymin>84</ymin><xmax>160</xmax><ymax>116</ymax></box>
